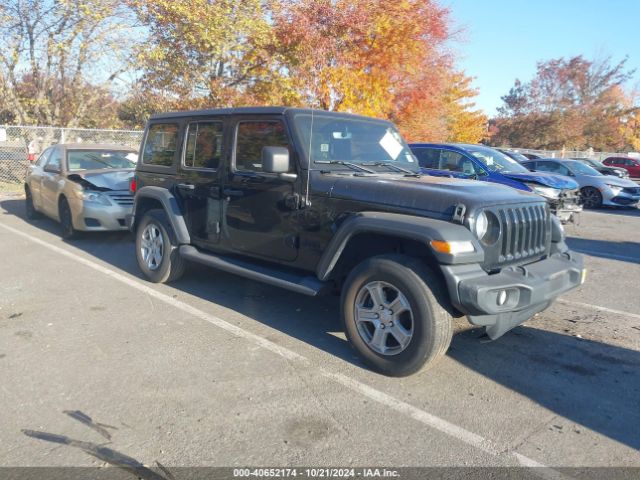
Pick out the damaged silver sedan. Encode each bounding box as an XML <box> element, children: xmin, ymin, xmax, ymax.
<box><xmin>24</xmin><ymin>143</ymin><xmax>138</xmax><ymax>238</ymax></box>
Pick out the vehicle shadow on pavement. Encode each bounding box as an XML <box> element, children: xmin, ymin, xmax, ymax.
<box><xmin>566</xmin><ymin>237</ymin><xmax>640</xmax><ymax>264</ymax></box>
<box><xmin>3</xmin><ymin>197</ymin><xmax>639</xmax><ymax>451</ymax></box>
<box><xmin>0</xmin><ymin>198</ymin><xmax>358</xmax><ymax>366</ymax></box>
<box><xmin>449</xmin><ymin>326</ymin><xmax>640</xmax><ymax>450</ymax></box>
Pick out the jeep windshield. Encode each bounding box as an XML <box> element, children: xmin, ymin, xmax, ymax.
<box><xmin>464</xmin><ymin>145</ymin><xmax>530</xmax><ymax>174</ymax></box>
<box><xmin>291</xmin><ymin>112</ymin><xmax>419</xmax><ymax>173</ymax></box>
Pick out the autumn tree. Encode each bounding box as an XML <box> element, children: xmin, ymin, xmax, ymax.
<box><xmin>128</xmin><ymin>0</ymin><xmax>297</xmax><ymax>110</ymax></box>
<box><xmin>0</xmin><ymin>0</ymin><xmax>136</xmax><ymax>128</ymax></box>
<box><xmin>272</xmin><ymin>0</ymin><xmax>486</xmax><ymax>142</ymax></box>
<box><xmin>491</xmin><ymin>56</ymin><xmax>639</xmax><ymax>151</ymax></box>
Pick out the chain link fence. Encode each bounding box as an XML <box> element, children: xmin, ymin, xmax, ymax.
<box><xmin>1</xmin><ymin>124</ymin><xmax>639</xmax><ymax>192</ymax></box>
<box><xmin>0</xmin><ymin>125</ymin><xmax>143</xmax><ymax>191</ymax></box>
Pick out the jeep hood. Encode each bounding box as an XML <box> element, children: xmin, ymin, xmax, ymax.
<box><xmin>67</xmin><ymin>169</ymin><xmax>134</xmax><ymax>191</ymax></box>
<box><xmin>501</xmin><ymin>172</ymin><xmax>578</xmax><ymax>189</ymax></box>
<box><xmin>312</xmin><ymin>172</ymin><xmax>542</xmax><ymax>220</ymax></box>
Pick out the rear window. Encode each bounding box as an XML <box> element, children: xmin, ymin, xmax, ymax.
<box><xmin>142</xmin><ymin>123</ymin><xmax>179</xmax><ymax>166</ymax></box>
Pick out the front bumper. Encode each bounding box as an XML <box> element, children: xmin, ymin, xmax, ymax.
<box><xmin>602</xmin><ymin>190</ymin><xmax>640</xmax><ymax>207</ymax></box>
<box><xmin>70</xmin><ymin>198</ymin><xmax>132</xmax><ymax>231</ymax></box>
<box><xmin>442</xmin><ymin>251</ymin><xmax>584</xmax><ymax>339</ymax></box>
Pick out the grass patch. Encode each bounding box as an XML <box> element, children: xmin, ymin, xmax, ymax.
<box><xmin>0</xmin><ymin>182</ymin><xmax>24</xmax><ymax>194</ymax></box>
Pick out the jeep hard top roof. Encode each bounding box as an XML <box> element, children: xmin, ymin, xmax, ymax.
<box><xmin>149</xmin><ymin>106</ymin><xmax>391</xmax><ymax>123</ymax></box>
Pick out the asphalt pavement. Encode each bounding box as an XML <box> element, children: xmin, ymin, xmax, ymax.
<box><xmin>0</xmin><ymin>193</ymin><xmax>639</xmax><ymax>475</ymax></box>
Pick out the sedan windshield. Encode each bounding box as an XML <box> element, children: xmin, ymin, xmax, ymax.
<box><xmin>464</xmin><ymin>145</ymin><xmax>530</xmax><ymax>173</ymax></box>
<box><xmin>292</xmin><ymin>112</ymin><xmax>419</xmax><ymax>173</ymax></box>
<box><xmin>67</xmin><ymin>150</ymin><xmax>138</xmax><ymax>171</ymax></box>
<box><xmin>566</xmin><ymin>161</ymin><xmax>601</xmax><ymax>176</ymax></box>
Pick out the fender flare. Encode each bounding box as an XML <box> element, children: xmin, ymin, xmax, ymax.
<box><xmin>132</xmin><ymin>186</ymin><xmax>190</xmax><ymax>244</ymax></box>
<box><xmin>316</xmin><ymin>211</ymin><xmax>483</xmax><ymax>281</ymax></box>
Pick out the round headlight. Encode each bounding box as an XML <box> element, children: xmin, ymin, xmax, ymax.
<box><xmin>474</xmin><ymin>211</ymin><xmax>488</xmax><ymax>239</ymax></box>
<box><xmin>474</xmin><ymin>211</ymin><xmax>500</xmax><ymax>245</ymax></box>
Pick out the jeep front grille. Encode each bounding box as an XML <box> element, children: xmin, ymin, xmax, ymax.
<box><xmin>496</xmin><ymin>204</ymin><xmax>549</xmax><ymax>264</ymax></box>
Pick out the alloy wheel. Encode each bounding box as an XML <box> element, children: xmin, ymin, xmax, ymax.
<box><xmin>353</xmin><ymin>281</ymin><xmax>414</xmax><ymax>356</ymax></box>
<box><xmin>140</xmin><ymin>223</ymin><xmax>164</xmax><ymax>271</ymax></box>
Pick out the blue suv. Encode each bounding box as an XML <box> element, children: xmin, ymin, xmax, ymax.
<box><xmin>409</xmin><ymin>143</ymin><xmax>582</xmax><ymax>223</ymax></box>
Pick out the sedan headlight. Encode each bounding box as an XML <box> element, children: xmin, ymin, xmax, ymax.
<box><xmin>77</xmin><ymin>190</ymin><xmax>111</xmax><ymax>206</ymax></box>
<box><xmin>605</xmin><ymin>184</ymin><xmax>623</xmax><ymax>196</ymax></box>
<box><xmin>526</xmin><ymin>184</ymin><xmax>561</xmax><ymax>199</ymax></box>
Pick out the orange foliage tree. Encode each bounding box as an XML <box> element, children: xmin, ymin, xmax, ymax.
<box><xmin>126</xmin><ymin>0</ymin><xmax>487</xmax><ymax>142</ymax></box>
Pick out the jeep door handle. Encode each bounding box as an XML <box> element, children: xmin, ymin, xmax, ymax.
<box><xmin>222</xmin><ymin>188</ymin><xmax>244</xmax><ymax>197</ymax></box>
<box><xmin>177</xmin><ymin>183</ymin><xmax>195</xmax><ymax>190</ymax></box>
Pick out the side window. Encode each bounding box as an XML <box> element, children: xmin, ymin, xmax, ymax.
<box><xmin>46</xmin><ymin>148</ymin><xmax>62</xmax><ymax>172</ymax></box>
<box><xmin>439</xmin><ymin>150</ymin><xmax>477</xmax><ymax>175</ymax></box>
<box><xmin>35</xmin><ymin>147</ymin><xmax>52</xmax><ymax>167</ymax></box>
<box><xmin>142</xmin><ymin>123</ymin><xmax>179</xmax><ymax>166</ymax></box>
<box><xmin>536</xmin><ymin>161</ymin><xmax>561</xmax><ymax>173</ymax></box>
<box><xmin>235</xmin><ymin>121</ymin><xmax>288</xmax><ymax>172</ymax></box>
<box><xmin>184</xmin><ymin>122</ymin><xmax>224</xmax><ymax>170</ymax></box>
<box><xmin>412</xmin><ymin>147</ymin><xmax>440</xmax><ymax>168</ymax></box>
<box><xmin>525</xmin><ymin>161</ymin><xmax>537</xmax><ymax>171</ymax></box>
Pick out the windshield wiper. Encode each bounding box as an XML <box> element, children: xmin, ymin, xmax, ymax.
<box><xmin>315</xmin><ymin>160</ymin><xmax>376</xmax><ymax>174</ymax></box>
<box><xmin>362</xmin><ymin>162</ymin><xmax>420</xmax><ymax>176</ymax></box>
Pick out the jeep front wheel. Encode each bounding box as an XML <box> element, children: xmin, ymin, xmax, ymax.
<box><xmin>341</xmin><ymin>255</ymin><xmax>453</xmax><ymax>377</ymax></box>
<box><xmin>135</xmin><ymin>209</ymin><xmax>186</xmax><ymax>283</ymax></box>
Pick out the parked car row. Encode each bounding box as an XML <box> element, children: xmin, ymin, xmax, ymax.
<box><xmin>23</xmin><ymin>107</ymin><xmax>587</xmax><ymax>377</ymax></box>
<box><xmin>409</xmin><ymin>143</ymin><xmax>583</xmax><ymax>223</ymax></box>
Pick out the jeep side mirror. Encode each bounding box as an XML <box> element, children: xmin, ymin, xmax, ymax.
<box><xmin>262</xmin><ymin>146</ymin><xmax>297</xmax><ymax>181</ymax></box>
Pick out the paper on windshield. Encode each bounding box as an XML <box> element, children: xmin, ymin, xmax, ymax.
<box><xmin>379</xmin><ymin>131</ymin><xmax>403</xmax><ymax>160</ymax></box>
<box><xmin>126</xmin><ymin>153</ymin><xmax>139</xmax><ymax>162</ymax></box>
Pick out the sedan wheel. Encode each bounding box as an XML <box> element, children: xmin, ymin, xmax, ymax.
<box><xmin>581</xmin><ymin>187</ymin><xmax>603</xmax><ymax>209</ymax></box>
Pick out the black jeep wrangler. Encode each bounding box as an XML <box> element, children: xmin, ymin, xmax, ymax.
<box><xmin>128</xmin><ymin>107</ymin><xmax>584</xmax><ymax>376</ymax></box>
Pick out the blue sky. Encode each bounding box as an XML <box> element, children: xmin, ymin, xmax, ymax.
<box><xmin>445</xmin><ymin>0</ymin><xmax>640</xmax><ymax>116</ymax></box>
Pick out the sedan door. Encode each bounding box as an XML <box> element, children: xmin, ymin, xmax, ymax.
<box><xmin>40</xmin><ymin>146</ymin><xmax>64</xmax><ymax>218</ymax></box>
<box><xmin>627</xmin><ymin>159</ymin><xmax>640</xmax><ymax>178</ymax></box>
<box><xmin>28</xmin><ymin>147</ymin><xmax>53</xmax><ymax>209</ymax></box>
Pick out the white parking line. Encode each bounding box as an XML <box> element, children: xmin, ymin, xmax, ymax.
<box><xmin>571</xmin><ymin>248</ymin><xmax>640</xmax><ymax>263</ymax></box>
<box><xmin>558</xmin><ymin>299</ymin><xmax>640</xmax><ymax>320</ymax></box>
<box><xmin>0</xmin><ymin>220</ymin><xmax>570</xmax><ymax>474</ymax></box>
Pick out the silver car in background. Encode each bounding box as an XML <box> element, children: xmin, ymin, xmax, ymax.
<box><xmin>522</xmin><ymin>158</ymin><xmax>640</xmax><ymax>209</ymax></box>
<box><xmin>24</xmin><ymin>143</ymin><xmax>138</xmax><ymax>237</ymax></box>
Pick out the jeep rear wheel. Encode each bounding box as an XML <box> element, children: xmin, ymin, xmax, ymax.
<box><xmin>135</xmin><ymin>209</ymin><xmax>186</xmax><ymax>283</ymax></box>
<box><xmin>341</xmin><ymin>255</ymin><xmax>453</xmax><ymax>377</ymax></box>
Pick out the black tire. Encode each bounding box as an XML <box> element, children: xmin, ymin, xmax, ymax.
<box><xmin>341</xmin><ymin>254</ymin><xmax>453</xmax><ymax>377</ymax></box>
<box><xmin>135</xmin><ymin>209</ymin><xmax>186</xmax><ymax>283</ymax></box>
<box><xmin>58</xmin><ymin>197</ymin><xmax>77</xmax><ymax>239</ymax></box>
<box><xmin>25</xmin><ymin>186</ymin><xmax>40</xmax><ymax>220</ymax></box>
<box><xmin>581</xmin><ymin>186</ymin><xmax>602</xmax><ymax>209</ymax></box>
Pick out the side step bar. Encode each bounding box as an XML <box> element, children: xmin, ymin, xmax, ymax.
<box><xmin>179</xmin><ymin>245</ymin><xmax>327</xmax><ymax>296</ymax></box>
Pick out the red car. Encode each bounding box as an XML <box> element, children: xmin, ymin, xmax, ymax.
<box><xmin>603</xmin><ymin>156</ymin><xmax>640</xmax><ymax>178</ymax></box>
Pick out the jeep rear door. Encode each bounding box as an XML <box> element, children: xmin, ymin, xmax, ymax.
<box><xmin>222</xmin><ymin>116</ymin><xmax>299</xmax><ymax>262</ymax></box>
<box><xmin>174</xmin><ymin>117</ymin><xmax>226</xmax><ymax>248</ymax></box>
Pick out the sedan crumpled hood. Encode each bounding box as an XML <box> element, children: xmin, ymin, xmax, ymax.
<box><xmin>67</xmin><ymin>169</ymin><xmax>134</xmax><ymax>191</ymax></box>
<box><xmin>501</xmin><ymin>172</ymin><xmax>579</xmax><ymax>190</ymax></box>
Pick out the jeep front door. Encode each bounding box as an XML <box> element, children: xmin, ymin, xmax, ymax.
<box><xmin>222</xmin><ymin>118</ymin><xmax>299</xmax><ymax>262</ymax></box>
